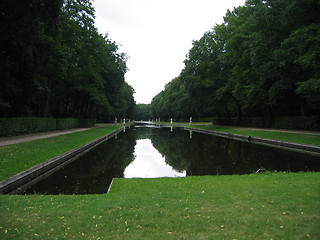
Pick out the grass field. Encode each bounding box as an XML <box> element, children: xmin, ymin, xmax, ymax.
<box><xmin>0</xmin><ymin>125</ymin><xmax>121</xmax><ymax>181</ymax></box>
<box><xmin>191</xmin><ymin>125</ymin><xmax>320</xmax><ymax>146</ymax></box>
<box><xmin>0</xmin><ymin>172</ymin><xmax>319</xmax><ymax>239</ymax></box>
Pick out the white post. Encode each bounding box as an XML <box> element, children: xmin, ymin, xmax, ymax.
<box><xmin>115</xmin><ymin>117</ymin><xmax>117</xmax><ymax>124</ymax></box>
<box><xmin>170</xmin><ymin>118</ymin><xmax>173</xmax><ymax>124</ymax></box>
<box><xmin>123</xmin><ymin>118</ymin><xmax>125</xmax><ymax>125</ymax></box>
<box><xmin>189</xmin><ymin>116</ymin><xmax>192</xmax><ymax>125</ymax></box>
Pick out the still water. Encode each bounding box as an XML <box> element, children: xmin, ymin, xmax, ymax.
<box><xmin>124</xmin><ymin>138</ymin><xmax>186</xmax><ymax>178</ymax></box>
<box><xmin>24</xmin><ymin>125</ymin><xmax>320</xmax><ymax>194</ymax></box>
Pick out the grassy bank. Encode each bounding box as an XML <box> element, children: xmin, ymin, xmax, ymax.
<box><xmin>0</xmin><ymin>172</ymin><xmax>319</xmax><ymax>239</ymax></box>
<box><xmin>191</xmin><ymin>125</ymin><xmax>320</xmax><ymax>146</ymax></box>
<box><xmin>0</xmin><ymin>125</ymin><xmax>122</xmax><ymax>181</ymax></box>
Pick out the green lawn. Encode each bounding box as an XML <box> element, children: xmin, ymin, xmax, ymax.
<box><xmin>192</xmin><ymin>125</ymin><xmax>320</xmax><ymax>146</ymax></box>
<box><xmin>0</xmin><ymin>126</ymin><xmax>122</xmax><ymax>181</ymax></box>
<box><xmin>0</xmin><ymin>172</ymin><xmax>319</xmax><ymax>239</ymax></box>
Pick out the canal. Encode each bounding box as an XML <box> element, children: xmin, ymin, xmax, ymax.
<box><xmin>23</xmin><ymin>125</ymin><xmax>320</xmax><ymax>195</ymax></box>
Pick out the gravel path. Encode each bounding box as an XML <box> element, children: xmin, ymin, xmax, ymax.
<box><xmin>0</xmin><ymin>128</ymin><xmax>90</xmax><ymax>146</ymax></box>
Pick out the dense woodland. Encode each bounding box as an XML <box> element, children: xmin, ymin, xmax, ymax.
<box><xmin>0</xmin><ymin>0</ymin><xmax>135</xmax><ymax>121</ymax></box>
<box><xmin>1</xmin><ymin>0</ymin><xmax>319</xmax><ymax>125</ymax></box>
<box><xmin>150</xmin><ymin>0</ymin><xmax>320</xmax><ymax>121</ymax></box>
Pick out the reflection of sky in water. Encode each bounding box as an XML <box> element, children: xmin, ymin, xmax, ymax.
<box><xmin>124</xmin><ymin>139</ymin><xmax>186</xmax><ymax>178</ymax></box>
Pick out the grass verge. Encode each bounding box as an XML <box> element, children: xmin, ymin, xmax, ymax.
<box><xmin>0</xmin><ymin>172</ymin><xmax>319</xmax><ymax>239</ymax></box>
<box><xmin>191</xmin><ymin>125</ymin><xmax>320</xmax><ymax>146</ymax></box>
<box><xmin>0</xmin><ymin>125</ymin><xmax>122</xmax><ymax>181</ymax></box>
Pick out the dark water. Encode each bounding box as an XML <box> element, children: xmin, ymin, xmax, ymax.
<box><xmin>23</xmin><ymin>125</ymin><xmax>320</xmax><ymax>195</ymax></box>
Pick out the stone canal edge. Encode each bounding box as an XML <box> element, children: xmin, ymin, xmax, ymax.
<box><xmin>184</xmin><ymin>127</ymin><xmax>320</xmax><ymax>156</ymax></box>
<box><xmin>0</xmin><ymin>128</ymin><xmax>124</xmax><ymax>194</ymax></box>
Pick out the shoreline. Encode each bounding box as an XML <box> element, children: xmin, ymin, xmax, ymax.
<box><xmin>184</xmin><ymin>126</ymin><xmax>320</xmax><ymax>156</ymax></box>
<box><xmin>0</xmin><ymin>128</ymin><xmax>123</xmax><ymax>194</ymax></box>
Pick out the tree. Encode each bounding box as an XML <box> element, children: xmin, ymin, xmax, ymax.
<box><xmin>134</xmin><ymin>104</ymin><xmax>151</xmax><ymax>121</ymax></box>
<box><xmin>0</xmin><ymin>0</ymin><xmax>135</xmax><ymax>121</ymax></box>
<box><xmin>151</xmin><ymin>0</ymin><xmax>320</xmax><ymax>121</ymax></box>
<box><xmin>0</xmin><ymin>0</ymin><xmax>64</xmax><ymax>117</ymax></box>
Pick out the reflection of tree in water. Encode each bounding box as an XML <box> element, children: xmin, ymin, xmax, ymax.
<box><xmin>24</xmin><ymin>130</ymin><xmax>136</xmax><ymax>194</ymax></box>
<box><xmin>132</xmin><ymin>126</ymin><xmax>161</xmax><ymax>140</ymax></box>
<box><xmin>151</xmin><ymin>128</ymin><xmax>320</xmax><ymax>176</ymax></box>
<box><xmin>151</xmin><ymin>129</ymin><xmax>245</xmax><ymax>176</ymax></box>
<box><xmin>150</xmin><ymin>127</ymin><xmax>190</xmax><ymax>172</ymax></box>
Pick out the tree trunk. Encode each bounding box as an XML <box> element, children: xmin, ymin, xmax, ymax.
<box><xmin>43</xmin><ymin>91</ymin><xmax>50</xmax><ymax>118</ymax></box>
<box><xmin>300</xmin><ymin>97</ymin><xmax>305</xmax><ymax>116</ymax></box>
<box><xmin>237</xmin><ymin>103</ymin><xmax>242</xmax><ymax>120</ymax></box>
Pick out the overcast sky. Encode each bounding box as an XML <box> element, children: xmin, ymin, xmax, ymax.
<box><xmin>93</xmin><ymin>0</ymin><xmax>246</xmax><ymax>104</ymax></box>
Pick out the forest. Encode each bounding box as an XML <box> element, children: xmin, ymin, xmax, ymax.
<box><xmin>149</xmin><ymin>0</ymin><xmax>320</xmax><ymax>123</ymax></box>
<box><xmin>2</xmin><ymin>0</ymin><xmax>320</xmax><ymax>126</ymax></box>
<box><xmin>0</xmin><ymin>0</ymin><xmax>135</xmax><ymax>122</ymax></box>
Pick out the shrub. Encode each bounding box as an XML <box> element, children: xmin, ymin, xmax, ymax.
<box><xmin>0</xmin><ymin>118</ymin><xmax>95</xmax><ymax>137</ymax></box>
<box><xmin>212</xmin><ymin>116</ymin><xmax>320</xmax><ymax>131</ymax></box>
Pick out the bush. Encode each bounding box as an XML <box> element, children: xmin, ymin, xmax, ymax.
<box><xmin>273</xmin><ymin>116</ymin><xmax>320</xmax><ymax>130</ymax></box>
<box><xmin>0</xmin><ymin>118</ymin><xmax>95</xmax><ymax>137</ymax></box>
<box><xmin>212</xmin><ymin>116</ymin><xmax>320</xmax><ymax>131</ymax></box>
<box><xmin>56</xmin><ymin>118</ymin><xmax>79</xmax><ymax>130</ymax></box>
<box><xmin>194</xmin><ymin>117</ymin><xmax>213</xmax><ymax>122</ymax></box>
<box><xmin>78</xmin><ymin>118</ymin><xmax>96</xmax><ymax>128</ymax></box>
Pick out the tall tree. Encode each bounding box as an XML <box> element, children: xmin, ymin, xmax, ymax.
<box><xmin>0</xmin><ymin>0</ymin><xmax>135</xmax><ymax>121</ymax></box>
<box><xmin>151</xmin><ymin>0</ymin><xmax>320</xmax><ymax>121</ymax></box>
<box><xmin>0</xmin><ymin>0</ymin><xmax>64</xmax><ymax>117</ymax></box>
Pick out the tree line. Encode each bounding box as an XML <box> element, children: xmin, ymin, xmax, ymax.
<box><xmin>0</xmin><ymin>0</ymin><xmax>135</xmax><ymax>121</ymax></box>
<box><xmin>150</xmin><ymin>0</ymin><xmax>320</xmax><ymax>121</ymax></box>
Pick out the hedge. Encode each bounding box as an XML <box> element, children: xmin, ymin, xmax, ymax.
<box><xmin>165</xmin><ymin>117</ymin><xmax>213</xmax><ymax>122</ymax></box>
<box><xmin>0</xmin><ymin>118</ymin><xmax>95</xmax><ymax>137</ymax></box>
<box><xmin>212</xmin><ymin>116</ymin><xmax>320</xmax><ymax>131</ymax></box>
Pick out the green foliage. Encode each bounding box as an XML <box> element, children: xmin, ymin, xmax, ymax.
<box><xmin>151</xmin><ymin>0</ymin><xmax>320</xmax><ymax>125</ymax></box>
<box><xmin>56</xmin><ymin>118</ymin><xmax>81</xmax><ymax>130</ymax></box>
<box><xmin>273</xmin><ymin>116</ymin><xmax>320</xmax><ymax>131</ymax></box>
<box><xmin>134</xmin><ymin>104</ymin><xmax>152</xmax><ymax>121</ymax></box>
<box><xmin>0</xmin><ymin>118</ymin><xmax>56</xmax><ymax>136</ymax></box>
<box><xmin>0</xmin><ymin>117</ymin><xmax>95</xmax><ymax>136</ymax></box>
<box><xmin>212</xmin><ymin>116</ymin><xmax>320</xmax><ymax>131</ymax></box>
<box><xmin>0</xmin><ymin>0</ymin><xmax>135</xmax><ymax>121</ymax></box>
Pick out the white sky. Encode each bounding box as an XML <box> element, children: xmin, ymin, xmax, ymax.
<box><xmin>124</xmin><ymin>139</ymin><xmax>186</xmax><ymax>178</ymax></box>
<box><xmin>93</xmin><ymin>0</ymin><xmax>246</xmax><ymax>104</ymax></box>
